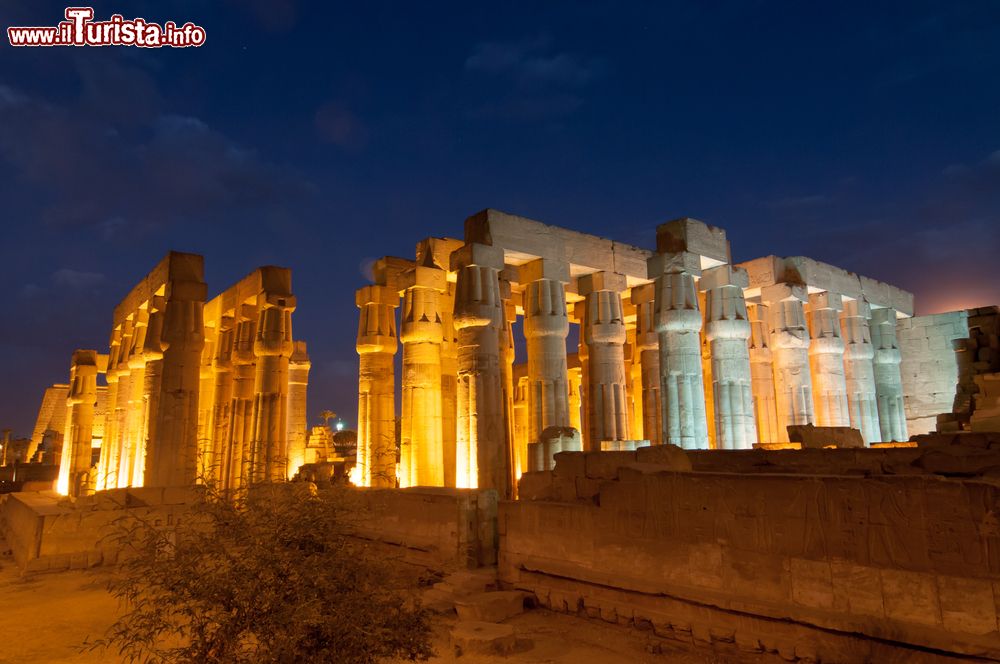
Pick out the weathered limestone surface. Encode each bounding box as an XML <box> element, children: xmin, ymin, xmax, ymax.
<box><xmin>631</xmin><ymin>284</ymin><xmax>661</xmax><ymax>445</ymax></box>
<box><xmin>747</xmin><ymin>303</ymin><xmax>780</xmax><ymax>444</ymax></box>
<box><xmin>807</xmin><ymin>292</ymin><xmax>851</xmax><ymax>428</ymax></box>
<box><xmin>649</xmin><ymin>252</ymin><xmax>708</xmax><ymax>449</ymax></box>
<box><xmin>520</xmin><ymin>259</ymin><xmax>571</xmax><ymax>447</ymax></box>
<box><xmin>898</xmin><ymin>311</ymin><xmax>969</xmax><ymax>436</ymax></box>
<box><xmin>578</xmin><ymin>272</ymin><xmax>631</xmax><ymax>450</ymax></box>
<box><xmin>501</xmin><ymin>453</ymin><xmax>1000</xmax><ymax>662</ymax></box>
<box><xmin>27</xmin><ymin>384</ymin><xmax>69</xmax><ymax>463</ymax></box>
<box><xmin>286</xmin><ymin>341</ymin><xmax>310</xmax><ymax>480</ymax></box>
<box><xmin>452</xmin><ymin>244</ymin><xmax>509</xmax><ymax>496</ymax></box>
<box><xmin>356</xmin><ymin>284</ymin><xmax>399</xmax><ymax>488</ymax></box>
<box><xmin>701</xmin><ymin>266</ymin><xmax>756</xmax><ymax>450</ymax></box>
<box><xmin>526</xmin><ymin>426</ymin><xmax>582</xmax><ymax>472</ymax></box>
<box><xmin>870</xmin><ymin>307</ymin><xmax>908</xmax><ymax>442</ymax></box>
<box><xmin>763</xmin><ymin>283</ymin><xmax>814</xmax><ymax>441</ymax></box>
<box><xmin>840</xmin><ymin>299</ymin><xmax>881</xmax><ymax>444</ymax></box>
<box><xmin>57</xmin><ymin>350</ymin><xmax>100</xmax><ymax>497</ymax></box>
<box><xmin>400</xmin><ymin>264</ymin><xmax>447</xmax><ymax>488</ymax></box>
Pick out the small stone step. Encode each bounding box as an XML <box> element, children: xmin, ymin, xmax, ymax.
<box><xmin>436</xmin><ymin>567</ymin><xmax>498</xmax><ymax>596</ymax></box>
<box><xmin>451</xmin><ymin>620</ymin><xmax>516</xmax><ymax>657</ymax></box>
<box><xmin>454</xmin><ymin>590</ymin><xmax>529</xmax><ymax>623</ymax></box>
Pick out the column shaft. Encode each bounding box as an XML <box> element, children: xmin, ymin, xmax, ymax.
<box><xmin>765</xmin><ymin>284</ymin><xmax>814</xmax><ymax>440</ymax></box>
<box><xmin>631</xmin><ymin>284</ymin><xmax>661</xmax><ymax>444</ymax></box>
<box><xmin>871</xmin><ymin>308</ymin><xmax>908</xmax><ymax>442</ymax></box>
<box><xmin>808</xmin><ymin>292</ymin><xmax>850</xmax><ymax>427</ymax></box>
<box><xmin>748</xmin><ymin>304</ymin><xmax>781</xmax><ymax>444</ymax></box>
<box><xmin>286</xmin><ymin>342</ymin><xmax>310</xmax><ymax>480</ymax></box>
<box><xmin>249</xmin><ymin>301</ymin><xmax>294</xmax><ymax>483</ymax></box>
<box><xmin>840</xmin><ymin>299</ymin><xmax>881</xmax><ymax>444</ymax></box>
<box><xmin>523</xmin><ymin>276</ymin><xmax>570</xmax><ymax>442</ymax></box>
<box><xmin>58</xmin><ymin>350</ymin><xmax>98</xmax><ymax>497</ymax></box>
<box><xmin>356</xmin><ymin>285</ymin><xmax>398</xmax><ymax>487</ymax></box>
<box><xmin>580</xmin><ymin>274</ymin><xmax>630</xmax><ymax>449</ymax></box>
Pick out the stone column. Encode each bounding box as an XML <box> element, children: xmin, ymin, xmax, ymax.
<box><xmin>871</xmin><ymin>308</ymin><xmax>908</xmax><ymax>442</ymax></box>
<box><xmin>648</xmin><ymin>252</ymin><xmax>709</xmax><ymax>449</ymax></box>
<box><xmin>286</xmin><ymin>341</ymin><xmax>311</xmax><ymax>479</ymax></box>
<box><xmin>631</xmin><ymin>283</ymin><xmax>661</xmax><ymax>445</ymax></box>
<box><xmin>575</xmin><ymin>311</ymin><xmax>591</xmax><ymax>448</ymax></box>
<box><xmin>96</xmin><ymin>328</ymin><xmax>123</xmax><ymax>490</ymax></box>
<box><xmin>578</xmin><ymin>271</ymin><xmax>630</xmax><ymax>450</ymax></box>
<box><xmin>567</xmin><ymin>364</ymin><xmax>583</xmax><ymax>433</ymax></box>
<box><xmin>137</xmin><ymin>298</ymin><xmax>165</xmax><ymax>488</ymax></box>
<box><xmin>701</xmin><ymin>265</ymin><xmax>756</xmax><ymax>450</ymax></box>
<box><xmin>209</xmin><ymin>318</ymin><xmax>234</xmax><ymax>487</ymax></box>
<box><xmin>399</xmin><ymin>266</ymin><xmax>446</xmax><ymax>487</ymax></box>
<box><xmin>747</xmin><ymin>303</ymin><xmax>780</xmax><ymax>444</ymax></box>
<box><xmin>500</xmin><ymin>296</ymin><xmax>517</xmax><ymax>490</ymax></box>
<box><xmin>439</xmin><ymin>282</ymin><xmax>459</xmax><ymax>488</ymax></box>
<box><xmin>146</xmin><ymin>284</ymin><xmax>206</xmax><ymax>487</ymax></box>
<box><xmin>520</xmin><ymin>259</ymin><xmax>571</xmax><ymax>446</ymax></box>
<box><xmin>807</xmin><ymin>292</ymin><xmax>851</xmax><ymax>428</ymax></box>
<box><xmin>122</xmin><ymin>310</ymin><xmax>148</xmax><ymax>487</ymax></box>
<box><xmin>356</xmin><ymin>284</ymin><xmax>399</xmax><ymax>488</ymax></box>
<box><xmin>451</xmin><ymin>243</ymin><xmax>508</xmax><ymax>495</ymax></box>
<box><xmin>512</xmin><ymin>373</ymin><xmax>529</xmax><ymax>478</ymax></box>
<box><xmin>762</xmin><ymin>283</ymin><xmax>814</xmax><ymax>440</ymax></box>
<box><xmin>228</xmin><ymin>313</ymin><xmax>256</xmax><ymax>492</ymax></box>
<box><xmin>108</xmin><ymin>320</ymin><xmax>133</xmax><ymax>488</ymax></box>
<box><xmin>249</xmin><ymin>295</ymin><xmax>295</xmax><ymax>483</ymax></box>
<box><xmin>840</xmin><ymin>298</ymin><xmax>881</xmax><ymax>444</ymax></box>
<box><xmin>626</xmin><ymin>327</ymin><xmax>643</xmax><ymax>440</ymax></box>
<box><xmin>58</xmin><ymin>350</ymin><xmax>98</xmax><ymax>497</ymax></box>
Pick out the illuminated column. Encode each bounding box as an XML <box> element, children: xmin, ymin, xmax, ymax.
<box><xmin>567</xmin><ymin>364</ymin><xmax>583</xmax><ymax>433</ymax></box>
<box><xmin>871</xmin><ymin>308</ymin><xmax>908</xmax><ymax>442</ymax></box>
<box><xmin>228</xmin><ymin>313</ymin><xmax>256</xmax><ymax>491</ymax></box>
<box><xmin>439</xmin><ymin>282</ymin><xmax>459</xmax><ymax>488</ymax></box>
<box><xmin>399</xmin><ymin>266</ymin><xmax>446</xmax><ymax>487</ymax></box>
<box><xmin>649</xmin><ymin>252</ymin><xmax>709</xmax><ymax>449</ymax></box>
<box><xmin>625</xmin><ymin>327</ymin><xmax>643</xmax><ymax>440</ymax></box>
<box><xmin>840</xmin><ymin>299</ymin><xmax>881</xmax><ymax>444</ymax></box>
<box><xmin>109</xmin><ymin>319</ymin><xmax>133</xmax><ymax>488</ymax></box>
<box><xmin>286</xmin><ymin>341</ymin><xmax>310</xmax><ymax>479</ymax></box>
<box><xmin>512</xmin><ymin>373</ymin><xmax>529</xmax><ymax>478</ymax></box>
<box><xmin>210</xmin><ymin>318</ymin><xmax>234</xmax><ymax>487</ymax></box>
<box><xmin>631</xmin><ymin>283</ymin><xmax>661</xmax><ymax>444</ymax></box>
<box><xmin>699</xmin><ymin>291</ymin><xmax>716</xmax><ymax>449</ymax></box>
<box><xmin>137</xmin><ymin>298</ymin><xmax>165</xmax><ymax>488</ymax></box>
<box><xmin>452</xmin><ymin>243</ymin><xmax>508</xmax><ymax>495</ymax></box>
<box><xmin>356</xmin><ymin>284</ymin><xmax>399</xmax><ymax>488</ymax></box>
<box><xmin>579</xmin><ymin>271</ymin><xmax>630</xmax><ymax>450</ymax></box>
<box><xmin>520</xmin><ymin>259</ymin><xmax>571</xmax><ymax>446</ymax></box>
<box><xmin>807</xmin><ymin>292</ymin><xmax>850</xmax><ymax>427</ymax></box>
<box><xmin>121</xmin><ymin>310</ymin><xmax>148</xmax><ymax>486</ymax></box>
<box><xmin>249</xmin><ymin>295</ymin><xmax>295</xmax><ymax>483</ymax></box>
<box><xmin>575</xmin><ymin>313</ymin><xmax>591</xmax><ymax>448</ymax></box>
<box><xmin>96</xmin><ymin>328</ymin><xmax>123</xmax><ymax>490</ymax></box>
<box><xmin>500</xmin><ymin>296</ymin><xmax>517</xmax><ymax>489</ymax></box>
<box><xmin>58</xmin><ymin>350</ymin><xmax>98</xmax><ymax>497</ymax></box>
<box><xmin>701</xmin><ymin>266</ymin><xmax>756</xmax><ymax>450</ymax></box>
<box><xmin>748</xmin><ymin>303</ymin><xmax>780</xmax><ymax>444</ymax></box>
<box><xmin>145</xmin><ymin>285</ymin><xmax>206</xmax><ymax>487</ymax></box>
<box><xmin>763</xmin><ymin>283</ymin><xmax>814</xmax><ymax>440</ymax></box>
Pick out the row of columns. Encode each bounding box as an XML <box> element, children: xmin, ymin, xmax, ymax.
<box><xmin>356</xmin><ymin>240</ymin><xmax>911</xmax><ymax>496</ymax></box>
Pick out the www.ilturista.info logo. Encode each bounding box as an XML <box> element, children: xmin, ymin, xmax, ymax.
<box><xmin>7</xmin><ymin>7</ymin><xmax>206</xmax><ymax>48</ymax></box>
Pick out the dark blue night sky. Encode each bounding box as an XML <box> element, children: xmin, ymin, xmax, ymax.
<box><xmin>2</xmin><ymin>1</ymin><xmax>999</xmax><ymax>435</ymax></box>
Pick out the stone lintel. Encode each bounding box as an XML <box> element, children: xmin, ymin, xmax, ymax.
<box><xmin>655</xmin><ymin>217</ymin><xmax>729</xmax><ymax>267</ymax></box>
<box><xmin>761</xmin><ymin>282</ymin><xmax>808</xmax><ymax>303</ymax></box>
<box><xmin>808</xmin><ymin>291</ymin><xmax>843</xmax><ymax>311</ymax></box>
<box><xmin>518</xmin><ymin>258</ymin><xmax>570</xmax><ymax>284</ymax></box>
<box><xmin>356</xmin><ymin>284</ymin><xmax>399</xmax><ymax>308</ymax></box>
<box><xmin>576</xmin><ymin>271</ymin><xmax>627</xmax><ymax>296</ymax></box>
<box><xmin>113</xmin><ymin>251</ymin><xmax>205</xmax><ymax>325</ymax></box>
<box><xmin>450</xmin><ymin>242</ymin><xmax>505</xmax><ymax>272</ymax></box>
<box><xmin>416</xmin><ymin>237</ymin><xmax>465</xmax><ymax>271</ymax></box>
<box><xmin>698</xmin><ymin>264</ymin><xmax>749</xmax><ymax>291</ymax></box>
<box><xmin>71</xmin><ymin>349</ymin><xmax>100</xmax><ymax>367</ymax></box>
<box><xmin>646</xmin><ymin>251</ymin><xmax>702</xmax><ymax>279</ymax></box>
<box><xmin>630</xmin><ymin>282</ymin><xmax>655</xmax><ymax>306</ymax></box>
<box><xmin>373</xmin><ymin>256</ymin><xmax>414</xmax><ymax>293</ymax></box>
<box><xmin>398</xmin><ymin>265</ymin><xmax>448</xmax><ymax>292</ymax></box>
<box><xmin>289</xmin><ymin>340</ymin><xmax>311</xmax><ymax>365</ymax></box>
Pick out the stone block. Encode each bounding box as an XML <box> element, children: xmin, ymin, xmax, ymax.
<box><xmin>786</xmin><ymin>424</ymin><xmax>864</xmax><ymax>448</ymax></box>
<box><xmin>699</xmin><ymin>264</ymin><xmax>749</xmax><ymax>291</ymax></box>
<box><xmin>454</xmin><ymin>591</ymin><xmax>529</xmax><ymax>622</ymax></box>
<box><xmin>517</xmin><ymin>257</ymin><xmax>570</xmax><ymax>284</ymax></box>
<box><xmin>761</xmin><ymin>282</ymin><xmax>807</xmax><ymax>303</ymax></box>
<box><xmin>655</xmin><ymin>217</ymin><xmax>729</xmax><ymax>265</ymax></box>
<box><xmin>576</xmin><ymin>271</ymin><xmax>627</xmax><ymax>295</ymax></box>
<box><xmin>635</xmin><ymin>444</ymin><xmax>693</xmax><ymax>470</ymax></box>
<box><xmin>937</xmin><ymin>575</ymin><xmax>998</xmax><ymax>635</ymax></box>
<box><xmin>552</xmin><ymin>451</ymin><xmax>586</xmax><ymax>479</ymax></box>
<box><xmin>355</xmin><ymin>284</ymin><xmax>398</xmax><ymax>307</ymax></box>
<box><xmin>415</xmin><ymin>237</ymin><xmax>464</xmax><ymax>271</ymax></box>
<box><xmin>397</xmin><ymin>264</ymin><xmax>447</xmax><ymax>292</ymax></box>
<box><xmin>646</xmin><ymin>251</ymin><xmax>701</xmax><ymax>279</ymax></box>
<box><xmin>450</xmin><ymin>242</ymin><xmax>505</xmax><ymax>271</ymax></box>
<box><xmin>517</xmin><ymin>471</ymin><xmax>554</xmax><ymax>501</ymax></box>
<box><xmin>881</xmin><ymin>569</ymin><xmax>941</xmax><ymax>627</ymax></box>
<box><xmin>584</xmin><ymin>451</ymin><xmax>637</xmax><ymax>479</ymax></box>
<box><xmin>450</xmin><ymin>621</ymin><xmax>517</xmax><ymax>656</ymax></box>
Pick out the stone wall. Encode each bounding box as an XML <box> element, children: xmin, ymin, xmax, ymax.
<box><xmin>502</xmin><ymin>452</ymin><xmax>1000</xmax><ymax>662</ymax></box>
<box><xmin>352</xmin><ymin>487</ymin><xmax>497</xmax><ymax>570</ymax></box>
<box><xmin>898</xmin><ymin>311</ymin><xmax>969</xmax><ymax>436</ymax></box>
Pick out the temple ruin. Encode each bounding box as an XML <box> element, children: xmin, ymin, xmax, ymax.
<box><xmin>50</xmin><ymin>252</ymin><xmax>310</xmax><ymax>497</ymax></box>
<box><xmin>354</xmin><ymin>209</ymin><xmax>923</xmax><ymax>496</ymax></box>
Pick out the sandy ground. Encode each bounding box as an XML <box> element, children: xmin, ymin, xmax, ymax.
<box><xmin>0</xmin><ymin>551</ymin><xmax>775</xmax><ymax>663</ymax></box>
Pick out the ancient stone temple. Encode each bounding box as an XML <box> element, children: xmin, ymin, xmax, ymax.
<box><xmin>50</xmin><ymin>252</ymin><xmax>310</xmax><ymax>497</ymax></box>
<box><xmin>354</xmin><ymin>209</ymin><xmax>927</xmax><ymax>495</ymax></box>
